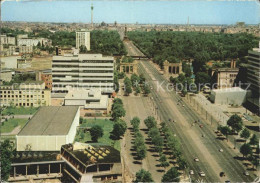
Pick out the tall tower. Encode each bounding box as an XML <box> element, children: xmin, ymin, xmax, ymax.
<box><xmin>187</xmin><ymin>16</ymin><xmax>189</xmax><ymax>26</ymax></box>
<box><xmin>91</xmin><ymin>3</ymin><xmax>94</xmax><ymax>27</ymax></box>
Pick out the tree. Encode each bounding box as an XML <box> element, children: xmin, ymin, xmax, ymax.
<box><xmin>240</xmin><ymin>143</ymin><xmax>252</xmax><ymax>158</ymax></box>
<box><xmin>111</xmin><ymin>103</ymin><xmax>126</xmax><ymax>121</ymax></box>
<box><xmin>111</xmin><ymin>120</ymin><xmax>127</xmax><ymax>140</ymax></box>
<box><xmin>136</xmin><ymin>145</ymin><xmax>147</xmax><ymax>161</ymax></box>
<box><xmin>139</xmin><ymin>74</ymin><xmax>146</xmax><ymax>84</ymax></box>
<box><xmin>113</xmin><ymin>98</ymin><xmax>123</xmax><ymax>105</ymax></box>
<box><xmin>1</xmin><ymin>140</ymin><xmax>13</xmax><ymax>181</ymax></box>
<box><xmin>144</xmin><ymin>116</ymin><xmax>157</xmax><ymax>130</ymax></box>
<box><xmin>159</xmin><ymin>154</ymin><xmax>170</xmax><ymax>171</ymax></box>
<box><xmin>177</xmin><ymin>156</ymin><xmax>187</xmax><ymax>170</ymax></box>
<box><xmin>79</xmin><ymin>45</ymin><xmax>87</xmax><ymax>53</ymax></box>
<box><xmin>134</xmin><ymin>169</ymin><xmax>154</xmax><ymax>183</ymax></box>
<box><xmin>249</xmin><ymin>155</ymin><xmax>258</xmax><ymax>170</ymax></box>
<box><xmin>135</xmin><ymin>85</ymin><xmax>141</xmax><ymax>95</ymax></box>
<box><xmin>131</xmin><ymin>74</ymin><xmax>140</xmax><ymax>87</ymax></box>
<box><xmin>143</xmin><ymin>84</ymin><xmax>151</xmax><ymax>96</ymax></box>
<box><xmin>194</xmin><ymin>72</ymin><xmax>210</xmax><ymax>90</ymax></box>
<box><xmin>161</xmin><ymin>167</ymin><xmax>180</xmax><ymax>183</ymax></box>
<box><xmin>240</xmin><ymin>128</ymin><xmax>251</xmax><ymax>141</ymax></box>
<box><xmin>152</xmin><ymin>135</ymin><xmax>164</xmax><ymax>152</ymax></box>
<box><xmin>89</xmin><ymin>125</ymin><xmax>104</xmax><ymax>142</ymax></box>
<box><xmin>130</xmin><ymin>117</ymin><xmax>140</xmax><ymax>131</ymax></box>
<box><xmin>249</xmin><ymin>134</ymin><xmax>258</xmax><ymax>146</ymax></box>
<box><xmin>148</xmin><ymin>127</ymin><xmax>160</xmax><ymax>139</ymax></box>
<box><xmin>227</xmin><ymin>114</ymin><xmax>243</xmax><ymax>133</ymax></box>
<box><xmin>218</xmin><ymin>126</ymin><xmax>231</xmax><ymax>141</ymax></box>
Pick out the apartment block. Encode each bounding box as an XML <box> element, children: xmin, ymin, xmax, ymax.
<box><xmin>18</xmin><ymin>38</ymin><xmax>40</xmax><ymax>46</ymax></box>
<box><xmin>36</xmin><ymin>70</ymin><xmax>53</xmax><ymax>90</ymax></box>
<box><xmin>52</xmin><ymin>54</ymin><xmax>114</xmax><ymax>94</ymax></box>
<box><xmin>0</xmin><ymin>81</ymin><xmax>51</xmax><ymax>107</ymax></box>
<box><xmin>76</xmin><ymin>30</ymin><xmax>90</xmax><ymax>50</ymax></box>
<box><xmin>0</xmin><ymin>35</ymin><xmax>16</xmax><ymax>45</ymax></box>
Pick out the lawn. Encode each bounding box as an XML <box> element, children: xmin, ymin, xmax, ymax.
<box><xmin>75</xmin><ymin>118</ymin><xmax>120</xmax><ymax>151</ymax></box>
<box><xmin>1</xmin><ymin>118</ymin><xmax>29</xmax><ymax>133</ymax></box>
<box><xmin>1</xmin><ymin>106</ymin><xmax>39</xmax><ymax>115</ymax></box>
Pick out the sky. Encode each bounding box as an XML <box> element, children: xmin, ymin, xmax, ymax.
<box><xmin>1</xmin><ymin>0</ymin><xmax>260</xmax><ymax>25</ymax></box>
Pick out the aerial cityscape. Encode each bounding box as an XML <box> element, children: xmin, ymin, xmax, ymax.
<box><xmin>0</xmin><ymin>0</ymin><xmax>259</xmax><ymax>183</ymax></box>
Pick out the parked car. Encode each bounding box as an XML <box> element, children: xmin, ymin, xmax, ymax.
<box><xmin>219</xmin><ymin>148</ymin><xmax>223</xmax><ymax>152</ymax></box>
<box><xmin>189</xmin><ymin>170</ymin><xmax>194</xmax><ymax>175</ymax></box>
<box><xmin>199</xmin><ymin>171</ymin><xmax>206</xmax><ymax>177</ymax></box>
<box><xmin>244</xmin><ymin>171</ymin><xmax>249</xmax><ymax>176</ymax></box>
<box><xmin>194</xmin><ymin>157</ymin><xmax>199</xmax><ymax>162</ymax></box>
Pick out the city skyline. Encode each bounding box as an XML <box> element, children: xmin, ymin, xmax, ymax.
<box><xmin>1</xmin><ymin>0</ymin><xmax>260</xmax><ymax>25</ymax></box>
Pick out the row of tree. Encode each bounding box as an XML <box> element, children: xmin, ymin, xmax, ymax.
<box><xmin>130</xmin><ymin>117</ymin><xmax>147</xmax><ymax>161</ymax></box>
<box><xmin>110</xmin><ymin>98</ymin><xmax>127</xmax><ymax>140</ymax></box>
<box><xmin>217</xmin><ymin>114</ymin><xmax>259</xmax><ymax>169</ymax></box>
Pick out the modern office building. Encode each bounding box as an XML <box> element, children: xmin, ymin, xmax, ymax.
<box><xmin>52</xmin><ymin>54</ymin><xmax>114</xmax><ymax>95</ymax></box>
<box><xmin>16</xmin><ymin>106</ymin><xmax>80</xmax><ymax>151</ymax></box>
<box><xmin>246</xmin><ymin>48</ymin><xmax>260</xmax><ymax>114</ymax></box>
<box><xmin>76</xmin><ymin>30</ymin><xmax>90</xmax><ymax>51</ymax></box>
<box><xmin>0</xmin><ymin>81</ymin><xmax>51</xmax><ymax>107</ymax></box>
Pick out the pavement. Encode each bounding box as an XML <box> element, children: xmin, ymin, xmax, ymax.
<box><xmin>119</xmin><ymin>80</ymin><xmax>165</xmax><ymax>182</ymax></box>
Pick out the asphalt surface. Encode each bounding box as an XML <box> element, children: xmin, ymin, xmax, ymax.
<box><xmin>123</xmin><ymin>40</ymin><xmax>256</xmax><ymax>182</ymax></box>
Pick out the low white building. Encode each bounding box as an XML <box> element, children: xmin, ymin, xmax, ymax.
<box><xmin>16</xmin><ymin>106</ymin><xmax>80</xmax><ymax>151</ymax></box>
<box><xmin>64</xmin><ymin>89</ymin><xmax>109</xmax><ymax>114</ymax></box>
<box><xmin>210</xmin><ymin>87</ymin><xmax>248</xmax><ymax>106</ymax></box>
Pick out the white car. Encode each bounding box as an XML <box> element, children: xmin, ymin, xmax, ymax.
<box><xmin>219</xmin><ymin>148</ymin><xmax>223</xmax><ymax>152</ymax></box>
<box><xmin>194</xmin><ymin>157</ymin><xmax>199</xmax><ymax>162</ymax></box>
<box><xmin>189</xmin><ymin>170</ymin><xmax>194</xmax><ymax>175</ymax></box>
<box><xmin>244</xmin><ymin>171</ymin><xmax>249</xmax><ymax>176</ymax></box>
<box><xmin>199</xmin><ymin>171</ymin><xmax>206</xmax><ymax>177</ymax></box>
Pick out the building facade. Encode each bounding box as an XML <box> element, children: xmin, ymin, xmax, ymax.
<box><xmin>76</xmin><ymin>30</ymin><xmax>90</xmax><ymax>50</ymax></box>
<box><xmin>52</xmin><ymin>54</ymin><xmax>114</xmax><ymax>94</ymax></box>
<box><xmin>36</xmin><ymin>70</ymin><xmax>53</xmax><ymax>90</ymax></box>
<box><xmin>248</xmin><ymin>49</ymin><xmax>260</xmax><ymax>98</ymax></box>
<box><xmin>0</xmin><ymin>82</ymin><xmax>51</xmax><ymax>107</ymax></box>
<box><xmin>0</xmin><ymin>35</ymin><xmax>16</xmax><ymax>45</ymax></box>
<box><xmin>211</xmin><ymin>60</ymin><xmax>239</xmax><ymax>89</ymax></box>
<box><xmin>17</xmin><ymin>38</ymin><xmax>40</xmax><ymax>46</ymax></box>
<box><xmin>16</xmin><ymin>106</ymin><xmax>80</xmax><ymax>151</ymax></box>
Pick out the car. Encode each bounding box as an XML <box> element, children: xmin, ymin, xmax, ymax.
<box><xmin>194</xmin><ymin>157</ymin><xmax>199</xmax><ymax>162</ymax></box>
<box><xmin>244</xmin><ymin>171</ymin><xmax>249</xmax><ymax>176</ymax></box>
<box><xmin>199</xmin><ymin>171</ymin><xmax>205</xmax><ymax>177</ymax></box>
<box><xmin>220</xmin><ymin>172</ymin><xmax>225</xmax><ymax>177</ymax></box>
<box><xmin>219</xmin><ymin>148</ymin><xmax>223</xmax><ymax>152</ymax></box>
<box><xmin>182</xmin><ymin>105</ymin><xmax>185</xmax><ymax>107</ymax></box>
<box><xmin>189</xmin><ymin>170</ymin><xmax>194</xmax><ymax>175</ymax></box>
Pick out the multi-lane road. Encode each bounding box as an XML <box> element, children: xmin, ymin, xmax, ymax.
<box><xmin>124</xmin><ymin>40</ymin><xmax>256</xmax><ymax>182</ymax></box>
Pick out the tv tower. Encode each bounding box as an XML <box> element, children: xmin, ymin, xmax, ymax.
<box><xmin>91</xmin><ymin>3</ymin><xmax>94</xmax><ymax>27</ymax></box>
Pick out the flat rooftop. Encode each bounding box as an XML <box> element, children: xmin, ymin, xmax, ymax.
<box><xmin>53</xmin><ymin>54</ymin><xmax>114</xmax><ymax>61</ymax></box>
<box><xmin>18</xmin><ymin>106</ymin><xmax>79</xmax><ymax>136</ymax></box>
<box><xmin>212</xmin><ymin>87</ymin><xmax>246</xmax><ymax>93</ymax></box>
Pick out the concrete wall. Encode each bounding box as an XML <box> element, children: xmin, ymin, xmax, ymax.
<box><xmin>210</xmin><ymin>89</ymin><xmax>247</xmax><ymax>105</ymax></box>
<box><xmin>66</xmin><ymin>107</ymin><xmax>80</xmax><ymax>144</ymax></box>
<box><xmin>16</xmin><ymin>135</ymin><xmax>67</xmax><ymax>151</ymax></box>
<box><xmin>64</xmin><ymin>99</ymin><xmax>85</xmax><ymax>106</ymax></box>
